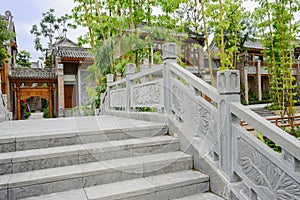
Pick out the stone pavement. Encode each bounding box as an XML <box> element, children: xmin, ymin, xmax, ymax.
<box><xmin>0</xmin><ymin>116</ymin><xmax>223</xmax><ymax>199</ymax></box>
<box><xmin>27</xmin><ymin>112</ymin><xmax>44</xmax><ymax>120</ymax></box>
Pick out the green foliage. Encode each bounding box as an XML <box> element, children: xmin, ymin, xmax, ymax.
<box><xmin>206</xmin><ymin>0</ymin><xmax>253</xmax><ymax>70</ymax></box>
<box><xmin>44</xmin><ymin>55</ymin><xmax>52</xmax><ymax>68</ymax></box>
<box><xmin>42</xmin><ymin>108</ymin><xmax>56</xmax><ymax>118</ymax></box>
<box><xmin>253</xmin><ymin>0</ymin><xmax>299</xmax><ymax>117</ymax></box>
<box><xmin>0</xmin><ymin>15</ymin><xmax>15</xmax><ymax>64</ymax></box>
<box><xmin>257</xmin><ymin>132</ymin><xmax>282</xmax><ymax>152</ymax></box>
<box><xmin>72</xmin><ymin>106</ymin><xmax>94</xmax><ymax>116</ymax></box>
<box><xmin>285</xmin><ymin>126</ymin><xmax>300</xmax><ymax>140</ymax></box>
<box><xmin>30</xmin><ymin>9</ymin><xmax>70</xmax><ymax>57</ymax></box>
<box><xmin>265</xmin><ymin>104</ymin><xmax>280</xmax><ymax>110</ymax></box>
<box><xmin>17</xmin><ymin>50</ymin><xmax>31</xmax><ymax>68</ymax></box>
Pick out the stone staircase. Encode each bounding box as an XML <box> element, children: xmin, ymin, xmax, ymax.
<box><xmin>0</xmin><ymin>116</ymin><xmax>223</xmax><ymax>200</ymax></box>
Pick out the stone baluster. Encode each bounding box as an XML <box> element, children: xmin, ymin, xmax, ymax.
<box><xmin>282</xmin><ymin>149</ymin><xmax>300</xmax><ymax>172</ymax></box>
<box><xmin>106</xmin><ymin>74</ymin><xmax>114</xmax><ymax>110</ymax></box>
<box><xmin>140</xmin><ymin>65</ymin><xmax>149</xmax><ymax>83</ymax></box>
<box><xmin>116</xmin><ymin>72</ymin><xmax>122</xmax><ymax>82</ymax></box>
<box><xmin>257</xmin><ymin>60</ymin><xmax>262</xmax><ymax>101</ymax></box>
<box><xmin>163</xmin><ymin>43</ymin><xmax>177</xmax><ymax>114</ymax></box>
<box><xmin>125</xmin><ymin>64</ymin><xmax>136</xmax><ymax>112</ymax></box>
<box><xmin>217</xmin><ymin>70</ymin><xmax>240</xmax><ymax>182</ymax></box>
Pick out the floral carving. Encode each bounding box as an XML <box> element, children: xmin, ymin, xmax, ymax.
<box><xmin>172</xmin><ymin>84</ymin><xmax>217</xmax><ymax>140</ymax></box>
<box><xmin>110</xmin><ymin>89</ymin><xmax>126</xmax><ymax>107</ymax></box>
<box><xmin>238</xmin><ymin>138</ymin><xmax>300</xmax><ymax>200</ymax></box>
<box><xmin>132</xmin><ymin>83</ymin><xmax>161</xmax><ymax>106</ymax></box>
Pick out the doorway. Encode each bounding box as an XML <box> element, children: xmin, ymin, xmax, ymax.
<box><xmin>64</xmin><ymin>85</ymin><xmax>74</xmax><ymax>108</ymax></box>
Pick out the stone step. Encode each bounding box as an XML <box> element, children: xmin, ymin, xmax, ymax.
<box><xmin>250</xmin><ymin>107</ymin><xmax>276</xmax><ymax>117</ymax></box>
<box><xmin>0</xmin><ymin>116</ymin><xmax>167</xmax><ymax>153</ymax></box>
<box><xmin>0</xmin><ymin>136</ymin><xmax>179</xmax><ymax>174</ymax></box>
<box><xmin>21</xmin><ymin>170</ymin><xmax>209</xmax><ymax>200</ymax></box>
<box><xmin>173</xmin><ymin>192</ymin><xmax>224</xmax><ymax>199</ymax></box>
<box><xmin>0</xmin><ymin>151</ymin><xmax>192</xmax><ymax>199</ymax></box>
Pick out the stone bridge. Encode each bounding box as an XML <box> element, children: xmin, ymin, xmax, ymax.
<box><xmin>100</xmin><ymin>43</ymin><xmax>300</xmax><ymax>199</ymax></box>
<box><xmin>0</xmin><ymin>43</ymin><xmax>299</xmax><ymax>200</ymax></box>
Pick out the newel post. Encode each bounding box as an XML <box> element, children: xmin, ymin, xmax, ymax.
<box><xmin>106</xmin><ymin>74</ymin><xmax>114</xmax><ymax>111</ymax></box>
<box><xmin>125</xmin><ymin>64</ymin><xmax>136</xmax><ymax>112</ymax></box>
<box><xmin>162</xmin><ymin>43</ymin><xmax>177</xmax><ymax>114</ymax></box>
<box><xmin>217</xmin><ymin>70</ymin><xmax>240</xmax><ymax>182</ymax></box>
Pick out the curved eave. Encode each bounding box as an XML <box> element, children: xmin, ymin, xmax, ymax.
<box><xmin>8</xmin><ymin>77</ymin><xmax>57</xmax><ymax>82</ymax></box>
<box><xmin>60</xmin><ymin>57</ymin><xmax>94</xmax><ymax>63</ymax></box>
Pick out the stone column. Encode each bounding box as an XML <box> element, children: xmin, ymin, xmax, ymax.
<box><xmin>125</xmin><ymin>64</ymin><xmax>136</xmax><ymax>112</ymax></box>
<box><xmin>116</xmin><ymin>72</ymin><xmax>122</xmax><ymax>81</ymax></box>
<box><xmin>217</xmin><ymin>70</ymin><xmax>240</xmax><ymax>181</ymax></box>
<box><xmin>57</xmin><ymin>62</ymin><xmax>65</xmax><ymax>117</ymax></box>
<box><xmin>140</xmin><ymin>65</ymin><xmax>149</xmax><ymax>83</ymax></box>
<box><xmin>162</xmin><ymin>43</ymin><xmax>177</xmax><ymax>114</ymax></box>
<box><xmin>106</xmin><ymin>74</ymin><xmax>114</xmax><ymax>111</ymax></box>
<box><xmin>257</xmin><ymin>60</ymin><xmax>262</xmax><ymax>101</ymax></box>
<box><xmin>244</xmin><ymin>68</ymin><xmax>249</xmax><ymax>104</ymax></box>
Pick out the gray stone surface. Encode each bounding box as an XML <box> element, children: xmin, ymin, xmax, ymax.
<box><xmin>0</xmin><ymin>163</ymin><xmax>12</xmax><ymax>175</ymax></box>
<box><xmin>0</xmin><ymin>116</ymin><xmax>167</xmax><ymax>152</ymax></box>
<box><xmin>0</xmin><ymin>136</ymin><xmax>178</xmax><ymax>173</ymax></box>
<box><xmin>0</xmin><ymin>92</ymin><xmax>10</xmax><ymax>122</ymax></box>
<box><xmin>21</xmin><ymin>188</ymin><xmax>88</xmax><ymax>200</ymax></box>
<box><xmin>0</xmin><ymin>189</ymin><xmax>7</xmax><ymax>200</ymax></box>
<box><xmin>85</xmin><ymin>177</ymin><xmax>154</xmax><ymax>200</ymax></box>
<box><xmin>8</xmin><ymin>178</ymin><xmax>83</xmax><ymax>199</ymax></box>
<box><xmin>84</xmin><ymin>170</ymin><xmax>208</xmax><ymax>200</ymax></box>
<box><xmin>0</xmin><ymin>151</ymin><xmax>193</xmax><ymax>199</ymax></box>
<box><xmin>173</xmin><ymin>192</ymin><xmax>224</xmax><ymax>200</ymax></box>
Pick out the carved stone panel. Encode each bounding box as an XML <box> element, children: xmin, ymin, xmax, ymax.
<box><xmin>131</xmin><ymin>82</ymin><xmax>163</xmax><ymax>108</ymax></box>
<box><xmin>79</xmin><ymin>70</ymin><xmax>95</xmax><ymax>106</ymax></box>
<box><xmin>238</xmin><ymin>138</ymin><xmax>300</xmax><ymax>199</ymax></box>
<box><xmin>110</xmin><ymin>88</ymin><xmax>126</xmax><ymax>108</ymax></box>
<box><xmin>172</xmin><ymin>84</ymin><xmax>217</xmax><ymax>143</ymax></box>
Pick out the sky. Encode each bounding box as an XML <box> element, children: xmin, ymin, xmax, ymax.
<box><xmin>0</xmin><ymin>0</ymin><xmax>85</xmax><ymax>61</ymax></box>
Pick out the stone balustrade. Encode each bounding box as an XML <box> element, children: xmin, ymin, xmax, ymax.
<box><xmin>100</xmin><ymin>43</ymin><xmax>300</xmax><ymax>200</ymax></box>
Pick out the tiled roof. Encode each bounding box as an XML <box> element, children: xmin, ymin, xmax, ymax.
<box><xmin>244</xmin><ymin>40</ymin><xmax>263</xmax><ymax>49</ymax></box>
<box><xmin>57</xmin><ymin>46</ymin><xmax>93</xmax><ymax>59</ymax></box>
<box><xmin>9</xmin><ymin>68</ymin><xmax>57</xmax><ymax>79</ymax></box>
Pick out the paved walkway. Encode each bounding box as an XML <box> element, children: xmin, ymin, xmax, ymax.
<box><xmin>28</xmin><ymin>112</ymin><xmax>44</xmax><ymax>120</ymax></box>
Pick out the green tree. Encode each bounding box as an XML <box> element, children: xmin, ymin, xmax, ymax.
<box><xmin>254</xmin><ymin>0</ymin><xmax>300</xmax><ymax>117</ymax></box>
<box><xmin>0</xmin><ymin>14</ymin><xmax>15</xmax><ymax>65</ymax></box>
<box><xmin>16</xmin><ymin>50</ymin><xmax>31</xmax><ymax>68</ymax></box>
<box><xmin>206</xmin><ymin>0</ymin><xmax>251</xmax><ymax>70</ymax></box>
<box><xmin>200</xmin><ymin>0</ymin><xmax>215</xmax><ymax>86</ymax></box>
<box><xmin>30</xmin><ymin>9</ymin><xmax>70</xmax><ymax>57</ymax></box>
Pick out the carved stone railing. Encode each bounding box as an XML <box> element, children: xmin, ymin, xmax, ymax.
<box><xmin>231</xmin><ymin>103</ymin><xmax>300</xmax><ymax>199</ymax></box>
<box><xmin>100</xmin><ymin>43</ymin><xmax>300</xmax><ymax>199</ymax></box>
<box><xmin>0</xmin><ymin>90</ymin><xmax>11</xmax><ymax>122</ymax></box>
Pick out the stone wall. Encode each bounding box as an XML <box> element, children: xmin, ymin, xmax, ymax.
<box><xmin>0</xmin><ymin>91</ymin><xmax>11</xmax><ymax>122</ymax></box>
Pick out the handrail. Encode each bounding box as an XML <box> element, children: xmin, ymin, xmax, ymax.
<box><xmin>129</xmin><ymin>65</ymin><xmax>163</xmax><ymax>80</ymax></box>
<box><xmin>169</xmin><ymin>62</ymin><xmax>219</xmax><ymax>102</ymax></box>
<box><xmin>242</xmin><ymin>115</ymin><xmax>300</xmax><ymax>128</ymax></box>
<box><xmin>231</xmin><ymin>102</ymin><xmax>300</xmax><ymax>161</ymax></box>
<box><xmin>108</xmin><ymin>79</ymin><xmax>126</xmax><ymax>87</ymax></box>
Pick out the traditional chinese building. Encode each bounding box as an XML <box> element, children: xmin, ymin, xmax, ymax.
<box><xmin>0</xmin><ymin>11</ymin><xmax>18</xmax><ymax>112</ymax></box>
<box><xmin>8</xmin><ymin>68</ymin><xmax>57</xmax><ymax>119</ymax></box>
<box><xmin>237</xmin><ymin>40</ymin><xmax>300</xmax><ymax>104</ymax></box>
<box><xmin>50</xmin><ymin>38</ymin><xmax>94</xmax><ymax>117</ymax></box>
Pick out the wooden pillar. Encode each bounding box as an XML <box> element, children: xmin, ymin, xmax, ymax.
<box><xmin>257</xmin><ymin>60</ymin><xmax>262</xmax><ymax>101</ymax></box>
<box><xmin>49</xmin><ymin>86</ymin><xmax>53</xmax><ymax>118</ymax></box>
<box><xmin>17</xmin><ymin>88</ymin><xmax>21</xmax><ymax>120</ymax></box>
<box><xmin>244</xmin><ymin>68</ymin><xmax>249</xmax><ymax>104</ymax></box>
